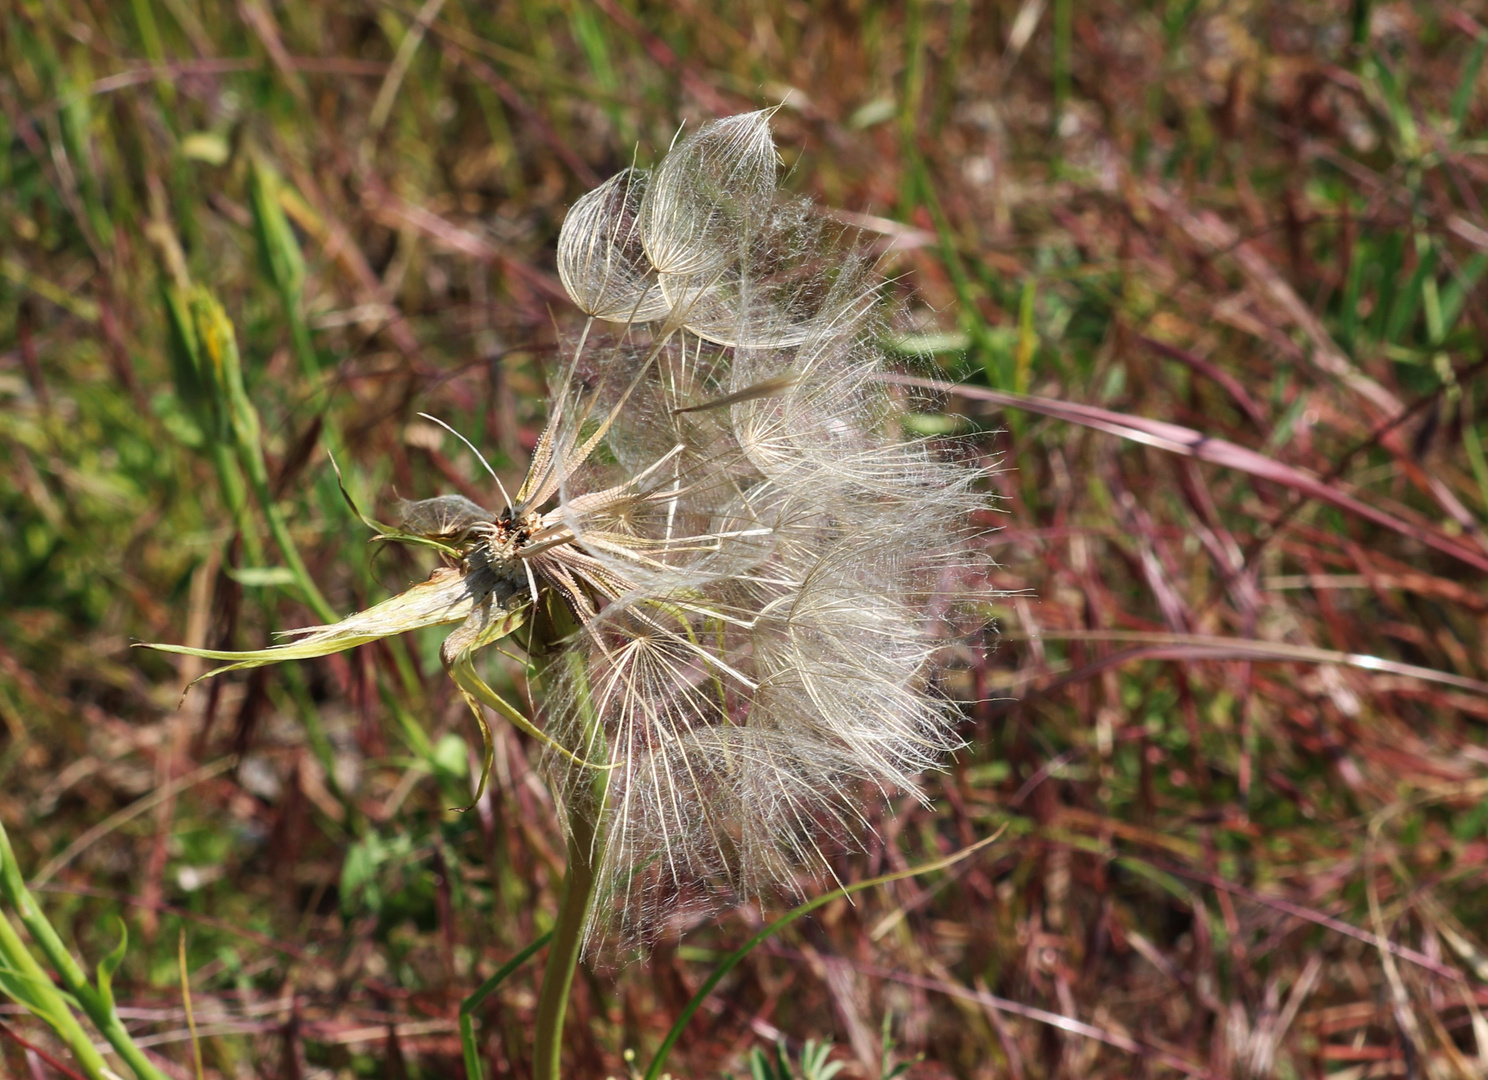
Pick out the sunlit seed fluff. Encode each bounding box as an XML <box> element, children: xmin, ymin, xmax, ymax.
<box><xmin>148</xmin><ymin>110</ymin><xmax>988</xmax><ymax>952</ymax></box>
<box><xmin>548</xmin><ymin>109</ymin><xmax>987</xmax><ymax>945</ymax></box>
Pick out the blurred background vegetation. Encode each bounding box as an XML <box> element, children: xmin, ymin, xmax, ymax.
<box><xmin>3</xmin><ymin>0</ymin><xmax>1488</xmax><ymax>1077</ymax></box>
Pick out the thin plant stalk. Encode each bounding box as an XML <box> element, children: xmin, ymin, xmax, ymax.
<box><xmin>166</xmin><ymin>282</ymin><xmax>336</xmax><ymax>622</ymax></box>
<box><xmin>532</xmin><ymin>606</ymin><xmax>608</xmax><ymax>1080</ymax></box>
<box><xmin>644</xmin><ymin>828</ymin><xmax>1006</xmax><ymax>1080</ymax></box>
<box><xmin>185</xmin><ymin>288</ymin><xmax>337</xmax><ymax>622</ymax></box>
<box><xmin>532</xmin><ymin>804</ymin><xmax>602</xmax><ymax>1080</ymax></box>
<box><xmin>460</xmin><ymin>931</ymin><xmax>553</xmax><ymax>1080</ymax></box>
<box><xmin>0</xmin><ymin>896</ymin><xmax>113</xmax><ymax>1079</ymax></box>
<box><xmin>0</xmin><ymin>821</ymin><xmax>169</xmax><ymax>1080</ymax></box>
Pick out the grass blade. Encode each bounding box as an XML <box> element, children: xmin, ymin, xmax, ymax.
<box><xmin>887</xmin><ymin>375</ymin><xmax>1488</xmax><ymax>574</ymax></box>
<box><xmin>459</xmin><ymin>932</ymin><xmax>553</xmax><ymax>1080</ymax></box>
<box><xmin>644</xmin><ymin>829</ymin><xmax>1006</xmax><ymax>1080</ymax></box>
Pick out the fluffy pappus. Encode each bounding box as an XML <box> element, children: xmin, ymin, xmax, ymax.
<box><xmin>147</xmin><ymin>108</ymin><xmax>992</xmax><ymax>952</ymax></box>
<box><xmin>544</xmin><ymin>109</ymin><xmax>991</xmax><ymax>946</ymax></box>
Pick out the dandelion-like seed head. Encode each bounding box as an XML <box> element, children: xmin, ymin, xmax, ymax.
<box><xmin>543</xmin><ymin>109</ymin><xmax>988</xmax><ymax>945</ymax></box>
<box><xmin>149</xmin><ymin>109</ymin><xmax>989</xmax><ymax>951</ymax></box>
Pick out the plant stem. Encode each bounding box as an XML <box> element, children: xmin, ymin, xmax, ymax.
<box><xmin>460</xmin><ymin>931</ymin><xmax>552</xmax><ymax>1080</ymax></box>
<box><xmin>531</xmin><ymin>811</ymin><xmax>599</xmax><ymax>1080</ymax></box>
<box><xmin>531</xmin><ymin>602</ymin><xmax>608</xmax><ymax>1080</ymax></box>
<box><xmin>0</xmin><ymin>822</ymin><xmax>168</xmax><ymax>1080</ymax></box>
<box><xmin>644</xmin><ymin>828</ymin><xmax>1006</xmax><ymax>1080</ymax></box>
<box><xmin>0</xmin><ymin>897</ymin><xmax>112</xmax><ymax>1079</ymax></box>
<box><xmin>192</xmin><ymin>290</ymin><xmax>337</xmax><ymax>623</ymax></box>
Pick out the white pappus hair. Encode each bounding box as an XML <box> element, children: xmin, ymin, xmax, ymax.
<box><xmin>148</xmin><ymin>109</ymin><xmax>991</xmax><ymax>951</ymax></box>
<box><xmin>545</xmin><ymin>109</ymin><xmax>988</xmax><ymax>946</ymax></box>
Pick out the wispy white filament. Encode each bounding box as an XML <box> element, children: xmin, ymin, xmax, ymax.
<box><xmin>544</xmin><ymin>109</ymin><xmax>987</xmax><ymax>945</ymax></box>
<box><xmin>152</xmin><ymin>110</ymin><xmax>989</xmax><ymax>950</ymax></box>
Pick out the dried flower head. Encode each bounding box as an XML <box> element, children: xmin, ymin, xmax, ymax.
<box><xmin>148</xmin><ymin>109</ymin><xmax>987</xmax><ymax>947</ymax></box>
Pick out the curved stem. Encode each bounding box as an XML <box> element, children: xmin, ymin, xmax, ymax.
<box><xmin>644</xmin><ymin>827</ymin><xmax>1007</xmax><ymax>1080</ymax></box>
<box><xmin>0</xmin><ymin>822</ymin><xmax>168</xmax><ymax>1080</ymax></box>
<box><xmin>532</xmin><ymin>803</ymin><xmax>600</xmax><ymax>1080</ymax></box>
<box><xmin>0</xmin><ymin>906</ymin><xmax>112</xmax><ymax>1079</ymax></box>
<box><xmin>530</xmin><ymin>600</ymin><xmax>608</xmax><ymax>1080</ymax></box>
<box><xmin>461</xmin><ymin>931</ymin><xmax>552</xmax><ymax>1080</ymax></box>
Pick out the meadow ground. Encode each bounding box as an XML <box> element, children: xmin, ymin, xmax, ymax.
<box><xmin>3</xmin><ymin>2</ymin><xmax>1488</xmax><ymax>1077</ymax></box>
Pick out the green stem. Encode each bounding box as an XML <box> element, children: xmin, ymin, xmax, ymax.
<box><xmin>207</xmin><ymin>436</ymin><xmax>265</xmax><ymax>568</ymax></box>
<box><xmin>531</xmin><ymin>602</ymin><xmax>608</xmax><ymax>1080</ymax></box>
<box><xmin>192</xmin><ymin>290</ymin><xmax>337</xmax><ymax>623</ymax></box>
<box><xmin>0</xmin><ymin>822</ymin><xmax>168</xmax><ymax>1080</ymax></box>
<box><xmin>239</xmin><ymin>444</ymin><xmax>336</xmax><ymax>623</ymax></box>
<box><xmin>0</xmin><ymin>899</ymin><xmax>113</xmax><ymax>1079</ymax></box>
<box><xmin>644</xmin><ymin>828</ymin><xmax>1005</xmax><ymax>1080</ymax></box>
<box><xmin>461</xmin><ymin>931</ymin><xmax>552</xmax><ymax>1080</ymax></box>
<box><xmin>532</xmin><ymin>817</ymin><xmax>599</xmax><ymax>1080</ymax></box>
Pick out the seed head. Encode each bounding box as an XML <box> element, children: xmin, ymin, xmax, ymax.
<box><xmin>145</xmin><ymin>110</ymin><xmax>989</xmax><ymax>949</ymax></box>
<box><xmin>544</xmin><ymin>109</ymin><xmax>987</xmax><ymax>943</ymax></box>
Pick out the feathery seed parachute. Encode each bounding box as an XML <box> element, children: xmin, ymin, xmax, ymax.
<box><xmin>147</xmin><ymin>110</ymin><xmax>986</xmax><ymax>946</ymax></box>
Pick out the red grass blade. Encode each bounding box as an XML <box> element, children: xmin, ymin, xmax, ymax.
<box><xmin>888</xmin><ymin>375</ymin><xmax>1488</xmax><ymax>575</ymax></box>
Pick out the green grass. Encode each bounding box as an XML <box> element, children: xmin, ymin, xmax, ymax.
<box><xmin>3</xmin><ymin>1</ymin><xmax>1488</xmax><ymax>1077</ymax></box>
